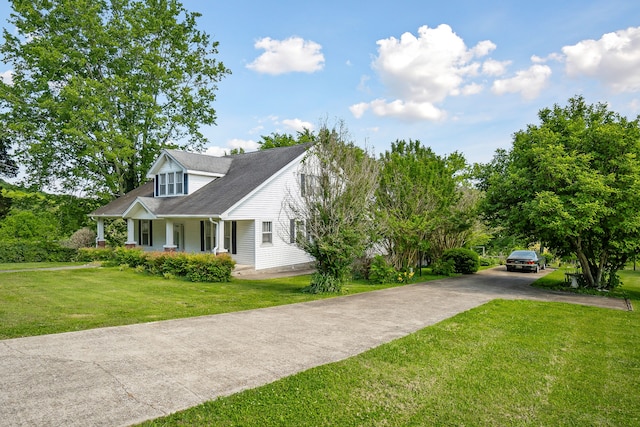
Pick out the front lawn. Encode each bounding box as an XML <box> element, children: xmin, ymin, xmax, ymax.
<box><xmin>533</xmin><ymin>266</ymin><xmax>639</xmax><ymax>301</ymax></box>
<box><xmin>0</xmin><ymin>266</ymin><xmax>439</xmax><ymax>339</ymax></box>
<box><xmin>139</xmin><ymin>294</ymin><xmax>640</xmax><ymax>426</ymax></box>
<box><xmin>0</xmin><ymin>261</ymin><xmax>86</xmax><ymax>271</ymax></box>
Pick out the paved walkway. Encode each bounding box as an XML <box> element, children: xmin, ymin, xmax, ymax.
<box><xmin>0</xmin><ymin>268</ymin><xmax>631</xmax><ymax>427</ymax></box>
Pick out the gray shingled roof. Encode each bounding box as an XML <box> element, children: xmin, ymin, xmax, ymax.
<box><xmin>91</xmin><ymin>143</ymin><xmax>311</xmax><ymax>218</ymax></box>
<box><xmin>91</xmin><ymin>181</ymin><xmax>155</xmax><ymax>217</ymax></box>
<box><xmin>164</xmin><ymin>149</ymin><xmax>233</xmax><ymax>175</ymax></box>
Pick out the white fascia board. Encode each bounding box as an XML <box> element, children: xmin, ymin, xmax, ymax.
<box><xmin>184</xmin><ymin>170</ymin><xmax>225</xmax><ymax>178</ymax></box>
<box><xmin>122</xmin><ymin>198</ymin><xmax>158</xmax><ymax>219</ymax></box>
<box><xmin>146</xmin><ymin>150</ymin><xmax>174</xmax><ymax>178</ymax></box>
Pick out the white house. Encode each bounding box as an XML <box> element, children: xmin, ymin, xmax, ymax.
<box><xmin>90</xmin><ymin>144</ymin><xmax>314</xmax><ymax>271</ymax></box>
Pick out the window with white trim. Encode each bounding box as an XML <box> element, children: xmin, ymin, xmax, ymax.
<box><xmin>262</xmin><ymin>221</ymin><xmax>273</xmax><ymax>244</ymax></box>
<box><xmin>158</xmin><ymin>174</ymin><xmax>166</xmax><ymax>196</ymax></box>
<box><xmin>140</xmin><ymin>220</ymin><xmax>151</xmax><ymax>246</ymax></box>
<box><xmin>167</xmin><ymin>173</ymin><xmax>175</xmax><ymax>195</ymax></box>
<box><xmin>156</xmin><ymin>171</ymin><xmax>186</xmax><ymax>197</ymax></box>
<box><xmin>175</xmin><ymin>171</ymin><xmax>183</xmax><ymax>194</ymax></box>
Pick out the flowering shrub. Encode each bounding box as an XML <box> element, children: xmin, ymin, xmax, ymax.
<box><xmin>397</xmin><ymin>270</ymin><xmax>414</xmax><ymax>284</ymax></box>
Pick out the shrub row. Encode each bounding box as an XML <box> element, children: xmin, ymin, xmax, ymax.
<box><xmin>0</xmin><ymin>240</ymin><xmax>77</xmax><ymax>263</ymax></box>
<box><xmin>78</xmin><ymin>247</ymin><xmax>236</xmax><ymax>282</ymax></box>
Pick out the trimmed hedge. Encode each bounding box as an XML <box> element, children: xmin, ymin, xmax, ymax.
<box><xmin>106</xmin><ymin>248</ymin><xmax>236</xmax><ymax>282</ymax></box>
<box><xmin>0</xmin><ymin>241</ymin><xmax>77</xmax><ymax>263</ymax></box>
<box><xmin>441</xmin><ymin>248</ymin><xmax>480</xmax><ymax>274</ymax></box>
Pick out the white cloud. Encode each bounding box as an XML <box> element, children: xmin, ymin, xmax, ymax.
<box><xmin>229</xmin><ymin>138</ymin><xmax>259</xmax><ymax>151</ymax></box>
<box><xmin>1</xmin><ymin>70</ymin><xmax>13</xmax><ymax>85</ymax></box>
<box><xmin>349</xmin><ymin>102</ymin><xmax>370</xmax><ymax>119</ymax></box>
<box><xmin>531</xmin><ymin>53</ymin><xmax>562</xmax><ymax>64</ymax></box>
<box><xmin>482</xmin><ymin>59</ymin><xmax>511</xmax><ymax>76</ymax></box>
<box><xmin>205</xmin><ymin>146</ymin><xmax>227</xmax><ymax>157</ymax></box>
<box><xmin>351</xmin><ymin>24</ymin><xmax>495</xmax><ymax>121</ymax></box>
<box><xmin>246</xmin><ymin>36</ymin><xmax>325</xmax><ymax>75</ymax></box>
<box><xmin>368</xmin><ymin>98</ymin><xmax>446</xmax><ymax>121</ymax></box>
<box><xmin>281</xmin><ymin>118</ymin><xmax>314</xmax><ymax>133</ymax></box>
<box><xmin>491</xmin><ymin>64</ymin><xmax>552</xmax><ymax>100</ymax></box>
<box><xmin>562</xmin><ymin>26</ymin><xmax>640</xmax><ymax>93</ymax></box>
<box><xmin>357</xmin><ymin>75</ymin><xmax>371</xmax><ymax>93</ymax></box>
<box><xmin>205</xmin><ymin>139</ymin><xmax>259</xmax><ymax>157</ymax></box>
<box><xmin>461</xmin><ymin>82</ymin><xmax>484</xmax><ymax>95</ymax></box>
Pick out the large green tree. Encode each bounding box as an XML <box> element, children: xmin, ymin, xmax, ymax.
<box><xmin>376</xmin><ymin>140</ymin><xmax>469</xmax><ymax>269</ymax></box>
<box><xmin>258</xmin><ymin>129</ymin><xmax>314</xmax><ymax>150</ymax></box>
<box><xmin>482</xmin><ymin>96</ymin><xmax>640</xmax><ymax>289</ymax></box>
<box><xmin>0</xmin><ymin>0</ymin><xmax>230</xmax><ymax>198</ymax></box>
<box><xmin>284</xmin><ymin>121</ymin><xmax>379</xmax><ymax>293</ymax></box>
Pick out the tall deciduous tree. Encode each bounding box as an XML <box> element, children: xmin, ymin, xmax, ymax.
<box><xmin>0</xmin><ymin>0</ymin><xmax>230</xmax><ymax>198</ymax></box>
<box><xmin>258</xmin><ymin>129</ymin><xmax>315</xmax><ymax>150</ymax></box>
<box><xmin>482</xmin><ymin>96</ymin><xmax>640</xmax><ymax>289</ymax></box>
<box><xmin>376</xmin><ymin>140</ymin><xmax>468</xmax><ymax>269</ymax></box>
<box><xmin>284</xmin><ymin>121</ymin><xmax>379</xmax><ymax>293</ymax></box>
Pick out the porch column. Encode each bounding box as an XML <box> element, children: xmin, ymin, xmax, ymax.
<box><xmin>164</xmin><ymin>219</ymin><xmax>176</xmax><ymax>252</ymax></box>
<box><xmin>217</xmin><ymin>220</ymin><xmax>227</xmax><ymax>253</ymax></box>
<box><xmin>125</xmin><ymin>218</ymin><xmax>137</xmax><ymax>249</ymax></box>
<box><xmin>95</xmin><ymin>218</ymin><xmax>106</xmax><ymax>248</ymax></box>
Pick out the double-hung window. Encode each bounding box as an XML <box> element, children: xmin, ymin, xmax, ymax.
<box><xmin>139</xmin><ymin>220</ymin><xmax>152</xmax><ymax>246</ymax></box>
<box><xmin>175</xmin><ymin>171</ymin><xmax>183</xmax><ymax>194</ymax></box>
<box><xmin>158</xmin><ymin>174</ymin><xmax>167</xmax><ymax>196</ymax></box>
<box><xmin>167</xmin><ymin>173</ymin><xmax>175</xmax><ymax>195</ymax></box>
<box><xmin>157</xmin><ymin>171</ymin><xmax>185</xmax><ymax>196</ymax></box>
<box><xmin>262</xmin><ymin>221</ymin><xmax>273</xmax><ymax>244</ymax></box>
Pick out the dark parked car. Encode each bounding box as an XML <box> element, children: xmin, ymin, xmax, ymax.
<box><xmin>505</xmin><ymin>250</ymin><xmax>546</xmax><ymax>273</ymax></box>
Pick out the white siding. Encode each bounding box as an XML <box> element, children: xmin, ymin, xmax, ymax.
<box><xmin>227</xmin><ymin>158</ymin><xmax>313</xmax><ymax>270</ymax></box>
<box><xmin>231</xmin><ymin>220</ymin><xmax>255</xmax><ymax>266</ymax></box>
<box><xmin>187</xmin><ymin>174</ymin><xmax>215</xmax><ymax>195</ymax></box>
<box><xmin>158</xmin><ymin>158</ymin><xmax>179</xmax><ymax>173</ymax></box>
<box><xmin>182</xmin><ymin>220</ymin><xmax>201</xmax><ymax>253</ymax></box>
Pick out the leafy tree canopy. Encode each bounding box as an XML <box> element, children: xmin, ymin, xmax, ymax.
<box><xmin>0</xmin><ymin>0</ymin><xmax>230</xmax><ymax>198</ymax></box>
<box><xmin>258</xmin><ymin>128</ymin><xmax>314</xmax><ymax>150</ymax></box>
<box><xmin>376</xmin><ymin>139</ymin><xmax>471</xmax><ymax>268</ymax></box>
<box><xmin>284</xmin><ymin>120</ymin><xmax>379</xmax><ymax>293</ymax></box>
<box><xmin>481</xmin><ymin>96</ymin><xmax>640</xmax><ymax>289</ymax></box>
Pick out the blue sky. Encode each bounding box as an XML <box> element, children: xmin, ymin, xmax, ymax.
<box><xmin>2</xmin><ymin>0</ymin><xmax>640</xmax><ymax>164</ymax></box>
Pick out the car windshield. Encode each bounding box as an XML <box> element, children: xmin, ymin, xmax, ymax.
<box><xmin>508</xmin><ymin>251</ymin><xmax>535</xmax><ymax>259</ymax></box>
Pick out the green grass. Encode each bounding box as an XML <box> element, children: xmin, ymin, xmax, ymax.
<box><xmin>533</xmin><ymin>266</ymin><xmax>639</xmax><ymax>300</ymax></box>
<box><xmin>0</xmin><ymin>261</ymin><xmax>86</xmax><ymax>271</ymax></box>
<box><xmin>139</xmin><ymin>273</ymin><xmax>640</xmax><ymax>426</ymax></box>
<box><xmin>0</xmin><ymin>266</ymin><xmax>432</xmax><ymax>339</ymax></box>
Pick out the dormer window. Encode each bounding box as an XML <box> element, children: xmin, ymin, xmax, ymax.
<box><xmin>156</xmin><ymin>171</ymin><xmax>187</xmax><ymax>197</ymax></box>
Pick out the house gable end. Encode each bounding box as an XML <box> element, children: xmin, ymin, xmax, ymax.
<box><xmin>122</xmin><ymin>198</ymin><xmax>158</xmax><ymax>219</ymax></box>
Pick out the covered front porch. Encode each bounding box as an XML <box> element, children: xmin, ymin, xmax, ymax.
<box><xmin>94</xmin><ymin>217</ymin><xmax>255</xmax><ymax>266</ymax></box>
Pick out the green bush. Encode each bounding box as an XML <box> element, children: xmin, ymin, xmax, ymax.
<box><xmin>185</xmin><ymin>253</ymin><xmax>235</xmax><ymax>282</ymax></box>
<box><xmin>112</xmin><ymin>248</ymin><xmax>236</xmax><ymax>282</ymax></box>
<box><xmin>368</xmin><ymin>255</ymin><xmax>397</xmax><ymax>284</ymax></box>
<box><xmin>63</xmin><ymin>227</ymin><xmax>96</xmax><ymax>249</ymax></box>
<box><xmin>303</xmin><ymin>272</ymin><xmax>343</xmax><ymax>294</ymax></box>
<box><xmin>0</xmin><ymin>240</ymin><xmax>77</xmax><ymax>263</ymax></box>
<box><xmin>479</xmin><ymin>257</ymin><xmax>496</xmax><ymax>267</ymax></box>
<box><xmin>430</xmin><ymin>259</ymin><xmax>455</xmax><ymax>276</ymax></box>
<box><xmin>112</xmin><ymin>247</ymin><xmax>148</xmax><ymax>268</ymax></box>
<box><xmin>441</xmin><ymin>248</ymin><xmax>479</xmax><ymax>274</ymax></box>
<box><xmin>77</xmin><ymin>247</ymin><xmax>115</xmax><ymax>262</ymax></box>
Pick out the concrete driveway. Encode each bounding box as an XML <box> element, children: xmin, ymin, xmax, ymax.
<box><xmin>0</xmin><ymin>267</ymin><xmax>631</xmax><ymax>427</ymax></box>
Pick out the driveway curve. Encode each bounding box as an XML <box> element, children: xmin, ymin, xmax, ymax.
<box><xmin>0</xmin><ymin>267</ymin><xmax>630</xmax><ymax>427</ymax></box>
